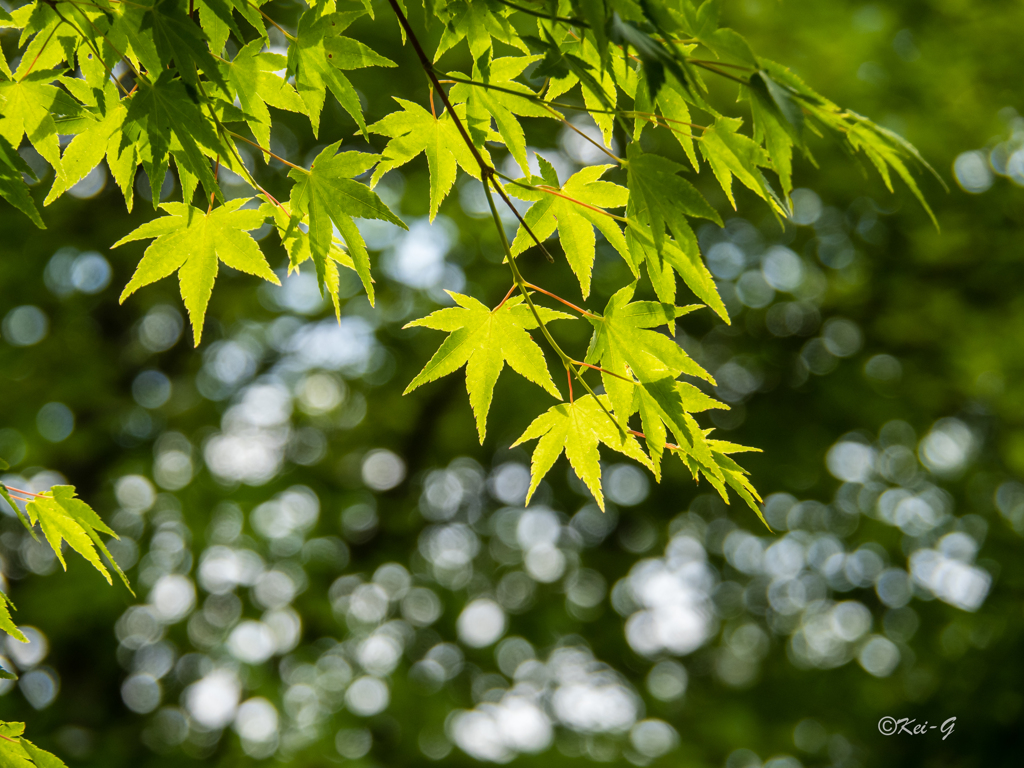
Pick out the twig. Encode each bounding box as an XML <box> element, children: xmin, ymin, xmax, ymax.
<box><xmin>523</xmin><ymin>282</ymin><xmax>600</xmax><ymax>319</ymax></box>
<box><xmin>494</xmin><ymin>283</ymin><xmax>517</xmax><ymax>311</ymax></box>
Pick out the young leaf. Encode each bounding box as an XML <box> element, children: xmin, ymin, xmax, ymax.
<box><xmin>0</xmin><ymin>71</ymin><xmax>82</xmax><ymax>191</ymax></box>
<box><xmin>512</xmin><ymin>394</ymin><xmax>652</xmax><ymax>511</ymax></box>
<box><xmin>144</xmin><ymin>0</ymin><xmax>228</xmax><ymax>90</ymax></box>
<box><xmin>122</xmin><ymin>70</ymin><xmax>228</xmax><ymax>207</ymax></box>
<box><xmin>368</xmin><ymin>98</ymin><xmax>475</xmax><ymax>220</ymax></box>
<box><xmin>0</xmin><ymin>135</ymin><xmax>43</xmax><ymax>227</ymax></box>
<box><xmin>433</xmin><ymin>0</ymin><xmax>522</xmax><ymax>64</ymax></box>
<box><xmin>288</xmin><ymin>142</ymin><xmax>406</xmax><ymax>306</ymax></box>
<box><xmin>0</xmin><ymin>591</ymin><xmax>28</xmax><ymax>644</ymax></box>
<box><xmin>584</xmin><ymin>284</ymin><xmax>725</xmax><ymax>479</ymax></box>
<box><xmin>405</xmin><ymin>292</ymin><xmax>573</xmax><ymax>442</ymax></box>
<box><xmin>263</xmin><ymin>199</ymin><xmax>357</xmax><ymax>321</ymax></box>
<box><xmin>625</xmin><ymin>143</ymin><xmax>721</xmax><ymax>256</ymax></box>
<box><xmin>508</xmin><ymin>162</ymin><xmax>631</xmax><ymax>298</ymax></box>
<box><xmin>700</xmin><ymin>116</ymin><xmax>775</xmax><ymax>209</ymax></box>
<box><xmin>25</xmin><ymin>486</ymin><xmax>133</xmax><ymax>593</ymax></box>
<box><xmin>287</xmin><ymin>10</ymin><xmax>397</xmax><ymax>137</ymax></box>
<box><xmin>116</xmin><ymin>199</ymin><xmax>279</xmax><ymax>345</ymax></box>
<box><xmin>449</xmin><ymin>55</ymin><xmax>553</xmax><ymax>175</ymax></box>
<box><xmin>224</xmin><ymin>40</ymin><xmax>307</xmax><ymax>158</ymax></box>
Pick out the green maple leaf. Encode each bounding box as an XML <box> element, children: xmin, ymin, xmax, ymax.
<box><xmin>116</xmin><ymin>199</ymin><xmax>279</xmax><ymax>345</ymax></box>
<box><xmin>699</xmin><ymin>116</ymin><xmax>775</xmax><ymax>209</ymax></box>
<box><xmin>0</xmin><ymin>70</ymin><xmax>83</xmax><ymax>190</ymax></box>
<box><xmin>287</xmin><ymin>9</ymin><xmax>396</xmax><ymax>137</ymax></box>
<box><xmin>634</xmin><ymin>70</ymin><xmax>700</xmax><ymax>172</ymax></box>
<box><xmin>512</xmin><ymin>394</ymin><xmax>652</xmax><ymax>511</ymax></box>
<box><xmin>25</xmin><ymin>486</ymin><xmax>133</xmax><ymax>593</ymax></box>
<box><xmin>223</xmin><ymin>40</ymin><xmax>307</xmax><ymax>157</ymax></box>
<box><xmin>449</xmin><ymin>55</ymin><xmax>552</xmax><ymax>174</ymax></box>
<box><xmin>625</xmin><ymin>143</ymin><xmax>721</xmax><ymax>254</ymax></box>
<box><xmin>123</xmin><ymin>70</ymin><xmax>228</xmax><ymax>207</ymax></box>
<box><xmin>45</xmin><ymin>100</ymin><xmax>127</xmax><ymax>205</ymax></box>
<box><xmin>434</xmin><ymin>0</ymin><xmax>523</xmax><ymax>64</ymax></box>
<box><xmin>368</xmin><ymin>98</ymin><xmax>480</xmax><ymax>220</ymax></box>
<box><xmin>584</xmin><ymin>284</ymin><xmax>723</xmax><ymax>481</ymax></box>
<box><xmin>142</xmin><ymin>0</ymin><xmax>227</xmax><ymax>89</ymax></box>
<box><xmin>625</xmin><ymin>212</ymin><xmax>729</xmax><ymax>321</ymax></box>
<box><xmin>0</xmin><ymin>588</ymin><xmax>26</xmax><ymax>643</ymax></box>
<box><xmin>404</xmin><ymin>292</ymin><xmax>573</xmax><ymax>442</ymax></box>
<box><xmin>0</xmin><ymin>134</ymin><xmax>43</xmax><ymax>227</ymax></box>
<box><xmin>263</xmin><ymin>199</ymin><xmax>357</xmax><ymax>321</ymax></box>
<box><xmin>0</xmin><ymin>721</ymin><xmax>73</xmax><ymax>767</ymax></box>
<box><xmin>288</xmin><ymin>141</ymin><xmax>406</xmax><ymax>306</ymax></box>
<box><xmin>509</xmin><ymin>159</ymin><xmax>632</xmax><ymax>298</ymax></box>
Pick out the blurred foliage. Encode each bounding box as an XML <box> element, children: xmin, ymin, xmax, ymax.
<box><xmin>1</xmin><ymin>1</ymin><xmax>1023</xmax><ymax>768</ymax></box>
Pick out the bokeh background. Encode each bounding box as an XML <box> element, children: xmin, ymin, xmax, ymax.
<box><xmin>1</xmin><ymin>1</ymin><xmax>1023</xmax><ymax>766</ymax></box>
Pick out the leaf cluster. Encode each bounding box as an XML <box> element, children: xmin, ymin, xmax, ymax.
<box><xmin>0</xmin><ymin>0</ymin><xmax>938</xmax><ymax>525</ymax></box>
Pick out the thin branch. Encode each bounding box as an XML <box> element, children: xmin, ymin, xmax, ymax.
<box><xmin>688</xmin><ymin>58</ymin><xmax>754</xmax><ymax>71</ymax></box>
<box><xmin>691</xmin><ymin>60</ymin><xmax>750</xmax><ymax>85</ymax></box>
<box><xmin>628</xmin><ymin>429</ymin><xmax>683</xmax><ymax>452</ymax></box>
<box><xmin>571</xmin><ymin>360</ymin><xmax>633</xmax><ymax>383</ymax></box>
<box><xmin>4</xmin><ymin>486</ymin><xmax>40</xmax><ymax>498</ymax></box>
<box><xmin>552</xmin><ymin>107</ymin><xmax>622</xmax><ymax>164</ymax></box>
<box><xmin>228</xmin><ymin>131</ymin><xmax>307</xmax><ymax>172</ymax></box>
<box><xmin>495</xmin><ymin>171</ymin><xmax>627</xmax><ymax>224</ymax></box>
<box><xmin>494</xmin><ymin>283</ymin><xmax>517</xmax><ymax>311</ymax></box>
<box><xmin>50</xmin><ymin>6</ymin><xmax>132</xmax><ymax>97</ymax></box>
<box><xmin>493</xmin><ymin>0</ymin><xmax>588</xmax><ymax>26</ymax></box>
<box><xmin>567</xmin><ymin>367</ymin><xmax>574</xmax><ymax>403</ymax></box>
<box><xmin>523</xmin><ymin>282</ymin><xmax>600</xmax><ymax>319</ymax></box>
<box><xmin>251</xmin><ymin>2</ymin><xmax>296</xmax><ymax>42</ymax></box>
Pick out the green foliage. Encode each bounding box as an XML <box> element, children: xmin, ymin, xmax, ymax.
<box><xmin>0</xmin><ymin>721</ymin><xmax>68</xmax><ymax>768</ymax></box>
<box><xmin>0</xmin><ymin>0</ymin><xmax>935</xmax><ymax>532</ymax></box>
<box><xmin>0</xmin><ymin>461</ymin><xmax>130</xmax><ymax>649</ymax></box>
<box><xmin>115</xmin><ymin>199</ymin><xmax>280</xmax><ymax>345</ymax></box>
<box><xmin>513</xmin><ymin>394</ymin><xmax>652</xmax><ymax>511</ymax></box>
<box><xmin>25</xmin><ymin>486</ymin><xmax>133</xmax><ymax>593</ymax></box>
<box><xmin>404</xmin><ymin>291</ymin><xmax>573</xmax><ymax>441</ymax></box>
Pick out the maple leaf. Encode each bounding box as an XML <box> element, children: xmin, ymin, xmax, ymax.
<box><xmin>368</xmin><ymin>98</ymin><xmax>480</xmax><ymax>220</ymax></box>
<box><xmin>262</xmin><ymin>199</ymin><xmax>358</xmax><ymax>321</ymax></box>
<box><xmin>115</xmin><ymin>199</ymin><xmax>279</xmax><ymax>345</ymax></box>
<box><xmin>404</xmin><ymin>292</ymin><xmax>574</xmax><ymax>442</ymax></box>
<box><xmin>512</xmin><ymin>394</ymin><xmax>652</xmax><ymax>511</ymax></box>
<box><xmin>449</xmin><ymin>55</ymin><xmax>552</xmax><ymax>174</ymax></box>
<box><xmin>584</xmin><ymin>284</ymin><xmax>724</xmax><ymax>480</ymax></box>
<box><xmin>699</xmin><ymin>116</ymin><xmax>775</xmax><ymax>209</ymax></box>
<box><xmin>625</xmin><ymin>212</ymin><xmax>728</xmax><ymax>320</ymax></box>
<box><xmin>142</xmin><ymin>0</ymin><xmax>227</xmax><ymax>89</ymax></box>
<box><xmin>0</xmin><ymin>134</ymin><xmax>43</xmax><ymax>227</ymax></box>
<box><xmin>0</xmin><ymin>70</ymin><xmax>82</xmax><ymax>190</ymax></box>
<box><xmin>0</xmin><ymin>589</ymin><xmax>26</xmax><ymax>645</ymax></box>
<box><xmin>288</xmin><ymin>141</ymin><xmax>406</xmax><ymax>306</ymax></box>
<box><xmin>625</xmin><ymin>143</ymin><xmax>721</xmax><ymax>254</ymax></box>
<box><xmin>223</xmin><ymin>40</ymin><xmax>307</xmax><ymax>158</ymax></box>
<box><xmin>25</xmin><ymin>486</ymin><xmax>133</xmax><ymax>593</ymax></box>
<box><xmin>0</xmin><ymin>720</ymin><xmax>76</xmax><ymax>767</ymax></box>
<box><xmin>122</xmin><ymin>70</ymin><xmax>229</xmax><ymax>207</ymax></box>
<box><xmin>287</xmin><ymin>9</ymin><xmax>396</xmax><ymax>137</ymax></box>
<box><xmin>508</xmin><ymin>158</ymin><xmax>631</xmax><ymax>298</ymax></box>
<box><xmin>433</xmin><ymin>0</ymin><xmax>523</xmax><ymax>64</ymax></box>
<box><xmin>45</xmin><ymin>100</ymin><xmax>127</xmax><ymax>206</ymax></box>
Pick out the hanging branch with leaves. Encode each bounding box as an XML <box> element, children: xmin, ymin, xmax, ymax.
<box><xmin>0</xmin><ymin>0</ymin><xmax>940</xmax><ymax>539</ymax></box>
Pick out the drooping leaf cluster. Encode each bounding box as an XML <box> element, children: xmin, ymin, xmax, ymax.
<box><xmin>0</xmin><ymin>0</ymin><xmax>937</xmax><ymax>523</ymax></box>
<box><xmin>0</xmin><ymin>459</ymin><xmax>132</xmax><ymax>647</ymax></box>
